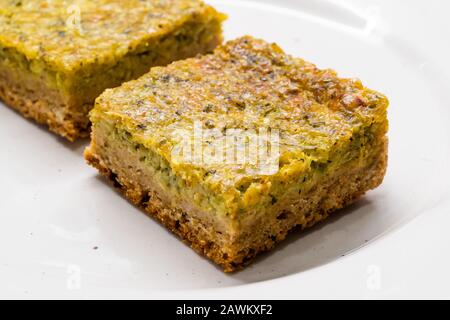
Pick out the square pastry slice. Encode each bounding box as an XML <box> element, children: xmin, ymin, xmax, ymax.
<box><xmin>0</xmin><ymin>0</ymin><xmax>225</xmax><ymax>141</ymax></box>
<box><xmin>85</xmin><ymin>36</ymin><xmax>389</xmax><ymax>272</ymax></box>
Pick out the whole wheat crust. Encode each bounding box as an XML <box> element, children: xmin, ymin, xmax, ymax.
<box><xmin>85</xmin><ymin>138</ymin><xmax>387</xmax><ymax>272</ymax></box>
<box><xmin>0</xmin><ymin>80</ymin><xmax>89</xmax><ymax>141</ymax></box>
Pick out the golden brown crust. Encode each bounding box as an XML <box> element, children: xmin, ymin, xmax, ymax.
<box><xmin>0</xmin><ymin>79</ymin><xmax>89</xmax><ymax>141</ymax></box>
<box><xmin>85</xmin><ymin>138</ymin><xmax>387</xmax><ymax>272</ymax></box>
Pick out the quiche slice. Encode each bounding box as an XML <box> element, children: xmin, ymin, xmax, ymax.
<box><xmin>85</xmin><ymin>36</ymin><xmax>389</xmax><ymax>272</ymax></box>
<box><xmin>0</xmin><ymin>0</ymin><xmax>225</xmax><ymax>141</ymax></box>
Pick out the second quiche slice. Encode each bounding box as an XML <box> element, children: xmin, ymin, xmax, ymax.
<box><xmin>85</xmin><ymin>36</ymin><xmax>389</xmax><ymax>272</ymax></box>
<box><xmin>0</xmin><ymin>0</ymin><xmax>225</xmax><ymax>140</ymax></box>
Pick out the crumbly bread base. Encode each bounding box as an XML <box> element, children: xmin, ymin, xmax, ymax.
<box><xmin>0</xmin><ymin>75</ymin><xmax>90</xmax><ymax>141</ymax></box>
<box><xmin>85</xmin><ymin>126</ymin><xmax>388</xmax><ymax>272</ymax></box>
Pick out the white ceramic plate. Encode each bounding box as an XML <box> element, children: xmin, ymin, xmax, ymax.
<box><xmin>1</xmin><ymin>0</ymin><xmax>449</xmax><ymax>299</ymax></box>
